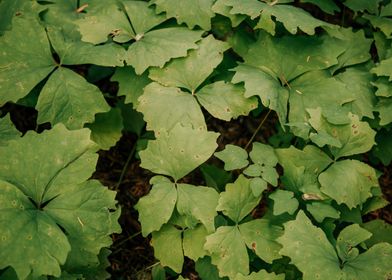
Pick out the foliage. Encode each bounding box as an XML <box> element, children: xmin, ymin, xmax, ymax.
<box><xmin>0</xmin><ymin>0</ymin><xmax>391</xmax><ymax>279</ymax></box>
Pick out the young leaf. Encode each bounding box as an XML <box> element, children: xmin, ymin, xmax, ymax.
<box><xmin>140</xmin><ymin>124</ymin><xmax>219</xmax><ymax>181</ymax></box>
<box><xmin>269</xmin><ymin>190</ymin><xmax>299</xmax><ymax>216</ymax></box>
<box><xmin>214</xmin><ymin>144</ymin><xmax>249</xmax><ymax>171</ymax></box>
<box><xmin>151</xmin><ymin>0</ymin><xmax>215</xmax><ymax>30</ymax></box>
<box><xmin>318</xmin><ymin>160</ymin><xmax>379</xmax><ymax>209</ymax></box>
<box><xmin>336</xmin><ymin>224</ymin><xmax>372</xmax><ymax>262</ymax></box>
<box><xmin>217</xmin><ymin>175</ymin><xmax>260</xmax><ymax>223</ymax></box>
<box><xmin>306</xmin><ymin>202</ymin><xmax>340</xmax><ymax>223</ymax></box>
<box><xmin>0</xmin><ymin>124</ymin><xmax>119</xmax><ymax>279</ymax></box>
<box><xmin>137</xmin><ymin>82</ymin><xmax>206</xmax><ymax>132</ymax></box>
<box><xmin>249</xmin><ymin>142</ymin><xmax>278</xmax><ymax>167</ymax></box>
<box><xmin>149</xmin><ymin>35</ymin><xmax>229</xmax><ymax>93</ymax></box>
<box><xmin>135</xmin><ymin>180</ymin><xmax>177</xmax><ymax>236</ymax></box>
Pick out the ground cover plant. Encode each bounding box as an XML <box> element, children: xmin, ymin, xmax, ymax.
<box><xmin>0</xmin><ymin>0</ymin><xmax>392</xmax><ymax>279</ymax></box>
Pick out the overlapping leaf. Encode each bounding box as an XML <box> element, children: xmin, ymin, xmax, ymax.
<box><xmin>0</xmin><ymin>125</ymin><xmax>120</xmax><ymax>279</ymax></box>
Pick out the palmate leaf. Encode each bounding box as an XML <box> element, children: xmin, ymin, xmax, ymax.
<box><xmin>363</xmin><ymin>3</ymin><xmax>392</xmax><ymax>38</ymax></box>
<box><xmin>214</xmin><ymin>144</ymin><xmax>249</xmax><ymax>171</ymax></box>
<box><xmin>278</xmin><ymin>211</ymin><xmax>392</xmax><ymax>280</ymax></box>
<box><xmin>139</xmin><ymin>124</ymin><xmax>219</xmax><ymax>181</ymax></box>
<box><xmin>220</xmin><ymin>0</ymin><xmax>331</xmax><ymax>35</ymax></box>
<box><xmin>149</xmin><ymin>35</ymin><xmax>229</xmax><ymax>93</ymax></box>
<box><xmin>151</xmin><ymin>0</ymin><xmax>215</xmax><ymax>30</ymax></box>
<box><xmin>137</xmin><ymin>82</ymin><xmax>206</xmax><ymax>132</ymax></box>
<box><xmin>0</xmin><ymin>16</ymin><xmax>55</xmax><ymax>106</ymax></box>
<box><xmin>36</xmin><ymin>68</ymin><xmax>110</xmax><ymax>130</ymax></box>
<box><xmin>0</xmin><ymin>124</ymin><xmax>120</xmax><ymax>279</ymax></box>
<box><xmin>234</xmin><ymin>270</ymin><xmax>284</xmax><ymax>280</ymax></box>
<box><xmin>0</xmin><ymin>114</ymin><xmax>20</xmax><ymax>146</ymax></box>
<box><xmin>307</xmin><ymin>108</ymin><xmax>376</xmax><ymax>159</ymax></box>
<box><xmin>318</xmin><ymin>160</ymin><xmax>379</xmax><ymax>209</ymax></box>
<box><xmin>269</xmin><ymin>190</ymin><xmax>299</xmax><ymax>216</ymax></box>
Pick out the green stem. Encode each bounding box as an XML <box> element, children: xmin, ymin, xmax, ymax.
<box><xmin>116</xmin><ymin>143</ymin><xmax>137</xmax><ymax>189</ymax></box>
<box><xmin>244</xmin><ymin>109</ymin><xmax>272</xmax><ymax>150</ymax></box>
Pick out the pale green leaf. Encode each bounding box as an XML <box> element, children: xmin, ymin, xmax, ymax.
<box><xmin>137</xmin><ymin>82</ymin><xmax>206</xmax><ymax>132</ymax></box>
<box><xmin>306</xmin><ymin>202</ymin><xmax>340</xmax><ymax>223</ymax></box>
<box><xmin>214</xmin><ymin>144</ymin><xmax>249</xmax><ymax>171</ymax></box>
<box><xmin>0</xmin><ymin>16</ymin><xmax>55</xmax><ymax>105</ymax></box>
<box><xmin>0</xmin><ymin>125</ymin><xmax>119</xmax><ymax>279</ymax></box>
<box><xmin>140</xmin><ymin>125</ymin><xmax>219</xmax><ymax>181</ymax></box>
<box><xmin>125</xmin><ymin>28</ymin><xmax>203</xmax><ymax>74</ymax></box>
<box><xmin>278</xmin><ymin>211</ymin><xmax>342</xmax><ymax>280</ymax></box>
<box><xmin>47</xmin><ymin>27</ymin><xmax>125</xmax><ymax>67</ymax></box>
<box><xmin>151</xmin><ymin>224</ymin><xmax>183</xmax><ymax>273</ymax></box>
<box><xmin>243</xmin><ymin>164</ymin><xmax>262</xmax><ymax>177</ymax></box>
<box><xmin>204</xmin><ymin>226</ymin><xmax>249</xmax><ymax>278</ymax></box>
<box><xmin>135</xmin><ymin>181</ymin><xmax>177</xmax><ymax>236</ymax></box>
<box><xmin>259</xmin><ymin>165</ymin><xmax>278</xmax><ymax>186</ymax></box>
<box><xmin>364</xmin><ymin>14</ymin><xmax>392</xmax><ymax>38</ymax></box>
<box><xmin>372</xmin><ymin>56</ymin><xmax>392</xmax><ymax>80</ymax></box>
<box><xmin>151</xmin><ymin>0</ymin><xmax>214</xmax><ymax>30</ymax></box>
<box><xmin>111</xmin><ymin>67</ymin><xmax>151</xmax><ymax>107</ymax></box>
<box><xmin>249</xmin><ymin>142</ymin><xmax>278</xmax><ymax>167</ymax></box>
<box><xmin>269</xmin><ymin>190</ymin><xmax>299</xmax><ymax>215</ymax></box>
<box><xmin>231</xmin><ymin>64</ymin><xmax>288</xmax><ymax>124</ymax></box>
<box><xmin>149</xmin><ymin>35</ymin><xmax>229</xmax><ymax>93</ymax></box>
<box><xmin>336</xmin><ymin>224</ymin><xmax>372</xmax><ymax>262</ymax></box>
<box><xmin>183</xmin><ymin>225</ymin><xmax>209</xmax><ymax>261</ymax></box>
<box><xmin>250</xmin><ymin>178</ymin><xmax>268</xmax><ymax>197</ymax></box>
<box><xmin>376</xmin><ymin>97</ymin><xmax>392</xmax><ymax>125</ymax></box>
<box><xmin>307</xmin><ymin>108</ymin><xmax>376</xmax><ymax>159</ymax></box>
<box><xmin>0</xmin><ymin>114</ymin><xmax>20</xmax><ymax>146</ymax></box>
<box><xmin>77</xmin><ymin>3</ymin><xmax>134</xmax><ymax>44</ymax></box>
<box><xmin>197</xmin><ymin>81</ymin><xmax>258</xmax><ymax>121</ymax></box>
<box><xmin>212</xmin><ymin>0</ymin><xmax>246</xmax><ymax>27</ymax></box>
<box><xmin>85</xmin><ymin>108</ymin><xmax>123</xmax><ymax>150</ymax></box>
<box><xmin>177</xmin><ymin>184</ymin><xmax>219</xmax><ymax>232</ymax></box>
<box><xmin>239</xmin><ymin>219</ymin><xmax>283</xmax><ymax>263</ymax></box>
<box><xmin>36</xmin><ymin>67</ymin><xmax>110</xmax><ymax>130</ymax></box>
<box><xmin>234</xmin><ymin>270</ymin><xmax>284</xmax><ymax>280</ymax></box>
<box><xmin>372</xmin><ymin>77</ymin><xmax>392</xmax><ymax>97</ymax></box>
<box><xmin>318</xmin><ymin>160</ymin><xmax>379</xmax><ymax>209</ymax></box>
<box><xmin>217</xmin><ymin>175</ymin><xmax>260</xmax><ymax>223</ymax></box>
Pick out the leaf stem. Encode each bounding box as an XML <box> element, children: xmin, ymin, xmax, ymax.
<box><xmin>244</xmin><ymin>109</ymin><xmax>272</xmax><ymax>150</ymax></box>
<box><xmin>116</xmin><ymin>142</ymin><xmax>137</xmax><ymax>189</ymax></box>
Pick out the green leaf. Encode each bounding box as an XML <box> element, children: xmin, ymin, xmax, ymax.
<box><xmin>300</xmin><ymin>0</ymin><xmax>340</xmax><ymax>15</ymax></box>
<box><xmin>344</xmin><ymin>0</ymin><xmax>382</xmax><ymax>14</ymax></box>
<box><xmin>197</xmin><ymin>81</ymin><xmax>258</xmax><ymax>121</ymax></box>
<box><xmin>250</xmin><ymin>178</ymin><xmax>268</xmax><ymax>197</ymax></box>
<box><xmin>0</xmin><ymin>16</ymin><xmax>55</xmax><ymax>105</ymax></box>
<box><xmin>139</xmin><ymin>124</ymin><xmax>219</xmax><ymax>181</ymax></box>
<box><xmin>177</xmin><ymin>184</ymin><xmax>219</xmax><ymax>232</ymax></box>
<box><xmin>364</xmin><ymin>14</ymin><xmax>392</xmax><ymax>38</ymax></box>
<box><xmin>225</xmin><ymin>0</ymin><xmax>331</xmax><ymax>35</ymax></box>
<box><xmin>363</xmin><ymin>220</ymin><xmax>392</xmax><ymax>247</ymax></box>
<box><xmin>307</xmin><ymin>108</ymin><xmax>376</xmax><ymax>159</ymax></box>
<box><xmin>111</xmin><ymin>67</ymin><xmax>151</xmax><ymax>107</ymax></box>
<box><xmin>376</xmin><ymin>97</ymin><xmax>392</xmax><ymax>125</ymax></box>
<box><xmin>200</xmin><ymin>164</ymin><xmax>232</xmax><ymax>192</ymax></box>
<box><xmin>276</xmin><ymin>145</ymin><xmax>333</xmax><ymax>196</ymax></box>
<box><xmin>372</xmin><ymin>56</ymin><xmax>392</xmax><ymax>80</ymax></box>
<box><xmin>137</xmin><ymin>82</ymin><xmax>206</xmax><ymax>132</ymax></box>
<box><xmin>85</xmin><ymin>108</ymin><xmax>123</xmax><ymax>150</ymax></box>
<box><xmin>249</xmin><ymin>142</ymin><xmax>278</xmax><ymax>167</ymax></box>
<box><xmin>278</xmin><ymin>211</ymin><xmax>342</xmax><ymax>280</ymax></box>
<box><xmin>243</xmin><ymin>164</ymin><xmax>262</xmax><ymax>177</ymax></box>
<box><xmin>373</xmin><ymin>128</ymin><xmax>392</xmax><ymax>165</ymax></box>
<box><xmin>238</xmin><ymin>219</ymin><xmax>283</xmax><ymax>263</ymax></box>
<box><xmin>0</xmin><ymin>114</ymin><xmax>20</xmax><ymax>146</ymax></box>
<box><xmin>151</xmin><ymin>0</ymin><xmax>215</xmax><ymax>30</ymax></box>
<box><xmin>183</xmin><ymin>225</ymin><xmax>209</xmax><ymax>261</ymax></box>
<box><xmin>336</xmin><ymin>224</ymin><xmax>372</xmax><ymax>262</ymax></box>
<box><xmin>306</xmin><ymin>202</ymin><xmax>340</xmax><ymax>223</ymax></box>
<box><xmin>231</xmin><ymin>64</ymin><xmax>289</xmax><ymax>125</ymax></box>
<box><xmin>36</xmin><ymin>67</ymin><xmax>110</xmax><ymax>130</ymax></box>
<box><xmin>135</xmin><ymin>180</ymin><xmax>177</xmax><ymax>236</ymax></box>
<box><xmin>204</xmin><ymin>226</ymin><xmax>249</xmax><ymax>278</ymax></box>
<box><xmin>234</xmin><ymin>270</ymin><xmax>284</xmax><ymax>280</ymax></box>
<box><xmin>214</xmin><ymin>144</ymin><xmax>249</xmax><ymax>171</ymax></box>
<box><xmin>195</xmin><ymin>257</ymin><xmax>223</xmax><ymax>280</ymax></box>
<box><xmin>217</xmin><ymin>175</ymin><xmax>260</xmax><ymax>223</ymax></box>
<box><xmin>0</xmin><ymin>124</ymin><xmax>119</xmax><ymax>279</ymax></box>
<box><xmin>318</xmin><ymin>160</ymin><xmax>379</xmax><ymax>209</ymax></box>
<box><xmin>212</xmin><ymin>0</ymin><xmax>246</xmax><ymax>27</ymax></box>
<box><xmin>125</xmin><ymin>28</ymin><xmax>203</xmax><ymax>74</ymax></box>
<box><xmin>372</xmin><ymin>77</ymin><xmax>392</xmax><ymax>97</ymax></box>
<box><xmin>47</xmin><ymin>27</ymin><xmax>125</xmax><ymax>67</ymax></box>
<box><xmin>151</xmin><ymin>224</ymin><xmax>184</xmax><ymax>273</ymax></box>
<box><xmin>149</xmin><ymin>35</ymin><xmax>229</xmax><ymax>93</ymax></box>
<box><xmin>269</xmin><ymin>190</ymin><xmax>299</xmax><ymax>215</ymax></box>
